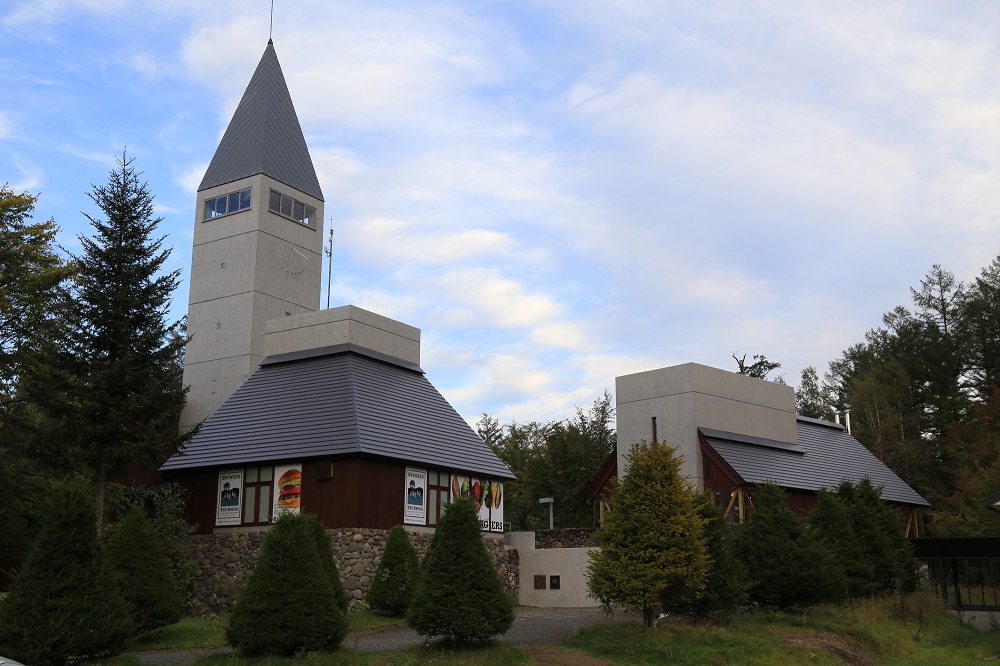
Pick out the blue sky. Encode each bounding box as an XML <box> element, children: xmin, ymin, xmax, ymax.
<box><xmin>4</xmin><ymin>1</ymin><xmax>1000</xmax><ymax>426</ymax></box>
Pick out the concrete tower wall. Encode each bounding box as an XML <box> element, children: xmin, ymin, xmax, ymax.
<box><xmin>615</xmin><ymin>362</ymin><xmax>796</xmax><ymax>488</ymax></box>
<box><xmin>181</xmin><ymin>173</ymin><xmax>324</xmax><ymax>429</ymax></box>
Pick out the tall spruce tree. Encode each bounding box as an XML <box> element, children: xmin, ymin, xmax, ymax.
<box><xmin>55</xmin><ymin>154</ymin><xmax>188</xmax><ymax>530</ymax></box>
<box><xmin>586</xmin><ymin>440</ymin><xmax>709</xmax><ymax>627</ymax></box>
<box><xmin>0</xmin><ymin>479</ymin><xmax>134</xmax><ymax>665</ymax></box>
<box><xmin>0</xmin><ymin>185</ymin><xmax>73</xmax><ymax>568</ymax></box>
<box><xmin>408</xmin><ymin>498</ymin><xmax>514</xmax><ymax>642</ymax></box>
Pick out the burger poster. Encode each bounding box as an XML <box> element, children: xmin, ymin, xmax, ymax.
<box><xmin>216</xmin><ymin>469</ymin><xmax>243</xmax><ymax>526</ymax></box>
<box><xmin>403</xmin><ymin>467</ymin><xmax>427</xmax><ymax>525</ymax></box>
<box><xmin>272</xmin><ymin>463</ymin><xmax>302</xmax><ymax>519</ymax></box>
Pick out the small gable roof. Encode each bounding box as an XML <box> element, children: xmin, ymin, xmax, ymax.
<box><xmin>161</xmin><ymin>344</ymin><xmax>513</xmax><ymax>479</ymax></box>
<box><xmin>199</xmin><ymin>40</ymin><xmax>324</xmax><ymax>201</ymax></box>
<box><xmin>700</xmin><ymin>416</ymin><xmax>929</xmax><ymax>507</ymax></box>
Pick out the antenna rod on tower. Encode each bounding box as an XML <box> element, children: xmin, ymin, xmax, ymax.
<box><xmin>269</xmin><ymin>0</ymin><xmax>274</xmax><ymax>40</ymax></box>
<box><xmin>325</xmin><ymin>224</ymin><xmax>334</xmax><ymax>309</ymax></box>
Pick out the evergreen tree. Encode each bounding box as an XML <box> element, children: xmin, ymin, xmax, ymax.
<box><xmin>408</xmin><ymin>498</ymin><xmax>514</xmax><ymax>642</ymax></box>
<box><xmin>586</xmin><ymin>440</ymin><xmax>709</xmax><ymax>627</ymax></box>
<box><xmin>0</xmin><ymin>479</ymin><xmax>134</xmax><ymax>665</ymax></box>
<box><xmin>668</xmin><ymin>494</ymin><xmax>750</xmax><ymax>618</ymax></box>
<box><xmin>226</xmin><ymin>512</ymin><xmax>343</xmax><ymax>656</ymax></box>
<box><xmin>845</xmin><ymin>479</ymin><xmax>918</xmax><ymax>593</ymax></box>
<box><xmin>368</xmin><ymin>525</ymin><xmax>420</xmax><ymax>616</ymax></box>
<box><xmin>0</xmin><ymin>185</ymin><xmax>73</xmax><ymax>570</ymax></box>
<box><xmin>53</xmin><ymin>153</ymin><xmax>189</xmax><ymax>530</ymax></box>
<box><xmin>300</xmin><ymin>513</ymin><xmax>348</xmax><ymax>643</ymax></box>
<box><xmin>106</xmin><ymin>506</ymin><xmax>184</xmax><ymax>633</ymax></box>
<box><xmin>809</xmin><ymin>487</ymin><xmax>875</xmax><ymax>597</ymax></box>
<box><xmin>732</xmin><ymin>483</ymin><xmax>845</xmax><ymax>609</ymax></box>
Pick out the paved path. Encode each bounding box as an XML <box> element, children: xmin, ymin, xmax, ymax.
<box><xmin>129</xmin><ymin>607</ymin><xmax>636</xmax><ymax>664</ymax></box>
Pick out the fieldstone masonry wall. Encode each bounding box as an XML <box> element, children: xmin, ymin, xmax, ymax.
<box><xmin>535</xmin><ymin>528</ymin><xmax>598</xmax><ymax>549</ymax></box>
<box><xmin>191</xmin><ymin>527</ymin><xmax>518</xmax><ymax>614</ymax></box>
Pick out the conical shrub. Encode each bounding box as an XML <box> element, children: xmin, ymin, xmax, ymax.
<box><xmin>368</xmin><ymin>525</ymin><xmax>420</xmax><ymax>616</ymax></box>
<box><xmin>300</xmin><ymin>513</ymin><xmax>348</xmax><ymax>646</ymax></box>
<box><xmin>408</xmin><ymin>498</ymin><xmax>514</xmax><ymax>642</ymax></box>
<box><xmin>0</xmin><ymin>478</ymin><xmax>135</xmax><ymax>665</ymax></box>
<box><xmin>226</xmin><ymin>512</ymin><xmax>343</xmax><ymax>656</ymax></box>
<box><xmin>106</xmin><ymin>505</ymin><xmax>184</xmax><ymax>633</ymax></box>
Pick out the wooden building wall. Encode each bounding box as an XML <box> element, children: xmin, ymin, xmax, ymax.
<box><xmin>166</xmin><ymin>456</ymin><xmax>410</xmax><ymax>534</ymax></box>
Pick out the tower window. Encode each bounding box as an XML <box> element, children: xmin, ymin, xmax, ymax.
<box><xmin>268</xmin><ymin>189</ymin><xmax>316</xmax><ymax>227</ymax></box>
<box><xmin>204</xmin><ymin>187</ymin><xmax>252</xmax><ymax>220</ymax></box>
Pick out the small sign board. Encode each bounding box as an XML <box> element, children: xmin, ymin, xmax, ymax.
<box><xmin>404</xmin><ymin>467</ymin><xmax>427</xmax><ymax>525</ymax></box>
<box><xmin>216</xmin><ymin>469</ymin><xmax>243</xmax><ymax>526</ymax></box>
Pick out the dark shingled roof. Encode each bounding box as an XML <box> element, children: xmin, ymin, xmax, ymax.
<box><xmin>198</xmin><ymin>40</ymin><xmax>324</xmax><ymax>201</ymax></box>
<box><xmin>701</xmin><ymin>416</ymin><xmax>929</xmax><ymax>506</ymax></box>
<box><xmin>161</xmin><ymin>345</ymin><xmax>513</xmax><ymax>478</ymax></box>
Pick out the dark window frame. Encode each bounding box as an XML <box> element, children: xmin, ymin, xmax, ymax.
<box><xmin>241</xmin><ymin>464</ymin><xmax>275</xmax><ymax>526</ymax></box>
<box><xmin>204</xmin><ymin>187</ymin><xmax>252</xmax><ymax>221</ymax></box>
<box><xmin>268</xmin><ymin>188</ymin><xmax>317</xmax><ymax>227</ymax></box>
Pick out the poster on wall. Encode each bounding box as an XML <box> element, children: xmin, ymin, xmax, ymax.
<box><xmin>488</xmin><ymin>480</ymin><xmax>504</xmax><ymax>532</ymax></box>
<box><xmin>473</xmin><ymin>477</ymin><xmax>491</xmax><ymax>528</ymax></box>
<box><xmin>216</xmin><ymin>469</ymin><xmax>243</xmax><ymax>526</ymax></box>
<box><xmin>272</xmin><ymin>463</ymin><xmax>302</xmax><ymax>520</ymax></box>
<box><xmin>403</xmin><ymin>467</ymin><xmax>427</xmax><ymax>525</ymax></box>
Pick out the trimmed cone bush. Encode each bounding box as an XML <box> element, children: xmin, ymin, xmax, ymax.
<box><xmin>226</xmin><ymin>512</ymin><xmax>345</xmax><ymax>656</ymax></box>
<box><xmin>408</xmin><ymin>498</ymin><xmax>514</xmax><ymax>642</ymax></box>
<box><xmin>0</xmin><ymin>478</ymin><xmax>135</xmax><ymax>665</ymax></box>
<box><xmin>300</xmin><ymin>513</ymin><xmax>348</xmax><ymax>645</ymax></box>
<box><xmin>106</xmin><ymin>506</ymin><xmax>184</xmax><ymax>633</ymax></box>
<box><xmin>368</xmin><ymin>525</ymin><xmax>420</xmax><ymax>616</ymax></box>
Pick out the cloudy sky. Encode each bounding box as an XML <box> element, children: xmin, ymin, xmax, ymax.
<box><xmin>3</xmin><ymin>1</ymin><xmax>1000</xmax><ymax>426</ymax></box>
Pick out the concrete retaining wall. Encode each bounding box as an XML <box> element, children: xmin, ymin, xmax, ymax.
<box><xmin>511</xmin><ymin>531</ymin><xmax>598</xmax><ymax>608</ymax></box>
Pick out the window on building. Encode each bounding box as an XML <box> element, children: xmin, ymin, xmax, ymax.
<box><xmin>268</xmin><ymin>189</ymin><xmax>316</xmax><ymax>226</ymax></box>
<box><xmin>242</xmin><ymin>464</ymin><xmax>274</xmax><ymax>525</ymax></box>
<box><xmin>204</xmin><ymin>187</ymin><xmax>252</xmax><ymax>220</ymax></box>
<box><xmin>426</xmin><ymin>470</ymin><xmax>450</xmax><ymax>526</ymax></box>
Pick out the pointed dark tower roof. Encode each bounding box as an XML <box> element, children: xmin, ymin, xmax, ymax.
<box><xmin>199</xmin><ymin>39</ymin><xmax>324</xmax><ymax>201</ymax></box>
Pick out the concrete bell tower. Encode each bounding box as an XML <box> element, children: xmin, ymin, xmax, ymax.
<box><xmin>181</xmin><ymin>40</ymin><xmax>325</xmax><ymax>430</ymax></box>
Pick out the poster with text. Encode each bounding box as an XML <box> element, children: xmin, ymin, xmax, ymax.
<box><xmin>403</xmin><ymin>467</ymin><xmax>427</xmax><ymax>525</ymax></box>
<box><xmin>216</xmin><ymin>469</ymin><xmax>243</xmax><ymax>526</ymax></box>
<box><xmin>272</xmin><ymin>463</ymin><xmax>302</xmax><ymax>519</ymax></box>
<box><xmin>487</xmin><ymin>480</ymin><xmax>504</xmax><ymax>532</ymax></box>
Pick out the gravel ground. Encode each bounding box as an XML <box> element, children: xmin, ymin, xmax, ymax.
<box><xmin>129</xmin><ymin>606</ymin><xmax>636</xmax><ymax>663</ymax></box>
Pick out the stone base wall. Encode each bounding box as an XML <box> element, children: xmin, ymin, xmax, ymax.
<box><xmin>191</xmin><ymin>527</ymin><xmax>518</xmax><ymax>615</ymax></box>
<box><xmin>535</xmin><ymin>528</ymin><xmax>598</xmax><ymax>549</ymax></box>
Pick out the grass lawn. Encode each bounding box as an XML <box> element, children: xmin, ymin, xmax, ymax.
<box><xmin>564</xmin><ymin>592</ymin><xmax>1000</xmax><ymax>665</ymax></box>
<box><xmin>100</xmin><ymin>592</ymin><xmax>1000</xmax><ymax>665</ymax></box>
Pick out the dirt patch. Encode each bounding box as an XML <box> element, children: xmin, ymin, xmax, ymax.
<box><xmin>775</xmin><ymin>629</ymin><xmax>876</xmax><ymax>666</ymax></box>
<box><xmin>524</xmin><ymin>645</ymin><xmax>610</xmax><ymax>665</ymax></box>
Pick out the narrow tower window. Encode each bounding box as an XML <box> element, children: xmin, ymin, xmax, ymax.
<box><xmin>651</xmin><ymin>416</ymin><xmax>658</xmax><ymax>443</ymax></box>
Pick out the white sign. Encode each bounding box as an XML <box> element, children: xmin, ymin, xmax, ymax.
<box><xmin>272</xmin><ymin>463</ymin><xmax>302</xmax><ymax>520</ymax></box>
<box><xmin>447</xmin><ymin>473</ymin><xmax>504</xmax><ymax>532</ymax></box>
<box><xmin>404</xmin><ymin>467</ymin><xmax>427</xmax><ymax>525</ymax></box>
<box><xmin>216</xmin><ymin>469</ymin><xmax>243</xmax><ymax>526</ymax></box>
